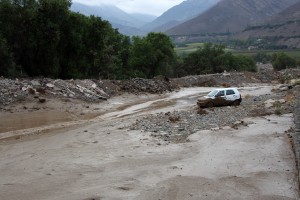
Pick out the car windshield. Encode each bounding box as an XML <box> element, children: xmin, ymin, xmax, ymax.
<box><xmin>207</xmin><ymin>90</ymin><xmax>218</xmax><ymax>97</ymax></box>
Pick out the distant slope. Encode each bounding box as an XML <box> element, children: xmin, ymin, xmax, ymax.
<box><xmin>143</xmin><ymin>0</ymin><xmax>220</xmax><ymax>32</ymax></box>
<box><xmin>70</xmin><ymin>3</ymin><xmax>155</xmax><ymax>35</ymax></box>
<box><xmin>130</xmin><ymin>13</ymin><xmax>157</xmax><ymax>24</ymax></box>
<box><xmin>236</xmin><ymin>1</ymin><xmax>300</xmax><ymax>48</ymax></box>
<box><xmin>166</xmin><ymin>0</ymin><xmax>299</xmax><ymax>36</ymax></box>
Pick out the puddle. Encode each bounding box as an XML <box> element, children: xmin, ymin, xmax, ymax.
<box><xmin>0</xmin><ymin>111</ymin><xmax>73</xmax><ymax>133</ymax></box>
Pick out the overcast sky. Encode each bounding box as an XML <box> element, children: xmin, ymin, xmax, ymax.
<box><xmin>72</xmin><ymin>0</ymin><xmax>186</xmax><ymax>16</ymax></box>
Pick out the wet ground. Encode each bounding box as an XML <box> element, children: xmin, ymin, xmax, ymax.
<box><xmin>0</xmin><ymin>85</ymin><xmax>299</xmax><ymax>200</ymax></box>
<box><xmin>0</xmin><ymin>85</ymin><xmax>273</xmax><ymax>134</ymax></box>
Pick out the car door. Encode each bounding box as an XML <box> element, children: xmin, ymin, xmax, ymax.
<box><xmin>214</xmin><ymin>90</ymin><xmax>226</xmax><ymax>106</ymax></box>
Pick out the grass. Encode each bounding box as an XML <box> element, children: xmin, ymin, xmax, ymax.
<box><xmin>174</xmin><ymin>42</ymin><xmax>300</xmax><ymax>60</ymax></box>
<box><xmin>230</xmin><ymin>49</ymin><xmax>300</xmax><ymax>60</ymax></box>
<box><xmin>175</xmin><ymin>43</ymin><xmax>204</xmax><ymax>55</ymax></box>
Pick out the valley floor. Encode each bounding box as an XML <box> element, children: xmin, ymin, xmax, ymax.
<box><xmin>0</xmin><ymin>85</ymin><xmax>299</xmax><ymax>200</ymax></box>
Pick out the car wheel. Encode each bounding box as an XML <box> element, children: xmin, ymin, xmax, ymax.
<box><xmin>233</xmin><ymin>100</ymin><xmax>240</xmax><ymax>106</ymax></box>
<box><xmin>207</xmin><ymin>101</ymin><xmax>214</xmax><ymax>108</ymax></box>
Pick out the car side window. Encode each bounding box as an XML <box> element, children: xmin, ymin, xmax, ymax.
<box><xmin>226</xmin><ymin>90</ymin><xmax>235</xmax><ymax>95</ymax></box>
<box><xmin>216</xmin><ymin>90</ymin><xmax>225</xmax><ymax>97</ymax></box>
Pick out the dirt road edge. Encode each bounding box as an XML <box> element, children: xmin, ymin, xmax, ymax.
<box><xmin>293</xmin><ymin>88</ymin><xmax>300</xmax><ymax>190</ymax></box>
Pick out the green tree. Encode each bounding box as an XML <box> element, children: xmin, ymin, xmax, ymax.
<box><xmin>232</xmin><ymin>55</ymin><xmax>257</xmax><ymax>72</ymax></box>
<box><xmin>0</xmin><ymin>34</ymin><xmax>16</xmax><ymax>76</ymax></box>
<box><xmin>181</xmin><ymin>43</ymin><xmax>257</xmax><ymax>76</ymax></box>
<box><xmin>31</xmin><ymin>0</ymin><xmax>71</xmax><ymax>77</ymax></box>
<box><xmin>183</xmin><ymin>43</ymin><xmax>229</xmax><ymax>75</ymax></box>
<box><xmin>57</xmin><ymin>12</ymin><xmax>89</xmax><ymax>79</ymax></box>
<box><xmin>0</xmin><ymin>0</ymin><xmax>72</xmax><ymax>77</ymax></box>
<box><xmin>129</xmin><ymin>32</ymin><xmax>176</xmax><ymax>78</ymax></box>
<box><xmin>272</xmin><ymin>53</ymin><xmax>297</xmax><ymax>71</ymax></box>
<box><xmin>83</xmin><ymin>16</ymin><xmax>130</xmax><ymax>79</ymax></box>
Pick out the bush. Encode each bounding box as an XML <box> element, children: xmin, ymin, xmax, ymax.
<box><xmin>272</xmin><ymin>53</ymin><xmax>297</xmax><ymax>71</ymax></box>
<box><xmin>274</xmin><ymin>101</ymin><xmax>282</xmax><ymax>115</ymax></box>
<box><xmin>254</xmin><ymin>52</ymin><xmax>272</xmax><ymax>63</ymax></box>
<box><xmin>232</xmin><ymin>55</ymin><xmax>257</xmax><ymax>72</ymax></box>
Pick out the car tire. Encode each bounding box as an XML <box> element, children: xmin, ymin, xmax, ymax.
<box><xmin>207</xmin><ymin>101</ymin><xmax>214</xmax><ymax>108</ymax></box>
<box><xmin>232</xmin><ymin>100</ymin><xmax>240</xmax><ymax>106</ymax></box>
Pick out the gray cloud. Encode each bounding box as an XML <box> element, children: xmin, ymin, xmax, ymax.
<box><xmin>73</xmin><ymin>0</ymin><xmax>184</xmax><ymax>16</ymax></box>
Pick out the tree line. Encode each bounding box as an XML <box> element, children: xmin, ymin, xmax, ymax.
<box><xmin>0</xmin><ymin>0</ymin><xmax>261</xmax><ymax>79</ymax></box>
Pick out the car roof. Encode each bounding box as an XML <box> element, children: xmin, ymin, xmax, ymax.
<box><xmin>213</xmin><ymin>88</ymin><xmax>238</xmax><ymax>91</ymax></box>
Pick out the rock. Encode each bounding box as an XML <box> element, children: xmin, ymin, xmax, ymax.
<box><xmin>36</xmin><ymin>88</ymin><xmax>46</xmax><ymax>94</ymax></box>
<box><xmin>278</xmin><ymin>99</ymin><xmax>286</xmax><ymax>104</ymax></box>
<box><xmin>230</xmin><ymin>121</ymin><xmax>246</xmax><ymax>129</ymax></box>
<box><xmin>253</xmin><ymin>96</ymin><xmax>262</xmax><ymax>101</ymax></box>
<box><xmin>46</xmin><ymin>83</ymin><xmax>54</xmax><ymax>88</ymax></box>
<box><xmin>290</xmin><ymin>79</ymin><xmax>300</xmax><ymax>85</ymax></box>
<box><xmin>264</xmin><ymin>99</ymin><xmax>276</xmax><ymax>108</ymax></box>
<box><xmin>39</xmin><ymin>98</ymin><xmax>46</xmax><ymax>103</ymax></box>
<box><xmin>197</xmin><ymin>107</ymin><xmax>208</xmax><ymax>115</ymax></box>
<box><xmin>169</xmin><ymin>115</ymin><xmax>180</xmax><ymax>123</ymax></box>
<box><xmin>30</xmin><ymin>80</ymin><xmax>41</xmax><ymax>87</ymax></box>
<box><xmin>28</xmin><ymin>88</ymin><xmax>35</xmax><ymax>95</ymax></box>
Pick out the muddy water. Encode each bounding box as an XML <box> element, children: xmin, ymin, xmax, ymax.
<box><xmin>0</xmin><ymin>111</ymin><xmax>73</xmax><ymax>133</ymax></box>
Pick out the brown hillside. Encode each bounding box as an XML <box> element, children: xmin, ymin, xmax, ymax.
<box><xmin>236</xmin><ymin>1</ymin><xmax>300</xmax><ymax>48</ymax></box>
<box><xmin>166</xmin><ymin>0</ymin><xmax>299</xmax><ymax>36</ymax></box>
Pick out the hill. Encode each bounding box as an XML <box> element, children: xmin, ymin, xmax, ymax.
<box><xmin>166</xmin><ymin>0</ymin><xmax>299</xmax><ymax>36</ymax></box>
<box><xmin>142</xmin><ymin>0</ymin><xmax>220</xmax><ymax>32</ymax></box>
<box><xmin>70</xmin><ymin>3</ymin><xmax>156</xmax><ymax>35</ymax></box>
<box><xmin>236</xmin><ymin>1</ymin><xmax>300</xmax><ymax>48</ymax></box>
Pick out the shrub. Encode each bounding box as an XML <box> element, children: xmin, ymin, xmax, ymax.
<box><xmin>274</xmin><ymin>101</ymin><xmax>282</xmax><ymax>115</ymax></box>
<box><xmin>272</xmin><ymin>53</ymin><xmax>297</xmax><ymax>71</ymax></box>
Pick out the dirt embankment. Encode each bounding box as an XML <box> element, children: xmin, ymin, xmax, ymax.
<box><xmin>1</xmin><ymin>68</ymin><xmax>299</xmax><ymax>106</ymax></box>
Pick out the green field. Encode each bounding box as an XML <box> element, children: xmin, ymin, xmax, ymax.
<box><xmin>175</xmin><ymin>43</ymin><xmax>300</xmax><ymax>60</ymax></box>
<box><xmin>231</xmin><ymin>49</ymin><xmax>300</xmax><ymax>60</ymax></box>
<box><xmin>175</xmin><ymin>43</ymin><xmax>204</xmax><ymax>55</ymax></box>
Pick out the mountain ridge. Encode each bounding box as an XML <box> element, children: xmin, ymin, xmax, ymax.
<box><xmin>70</xmin><ymin>2</ymin><xmax>156</xmax><ymax>35</ymax></box>
<box><xmin>166</xmin><ymin>0</ymin><xmax>299</xmax><ymax>36</ymax></box>
<box><xmin>142</xmin><ymin>0</ymin><xmax>220</xmax><ymax>32</ymax></box>
<box><xmin>235</xmin><ymin>1</ymin><xmax>300</xmax><ymax>48</ymax></box>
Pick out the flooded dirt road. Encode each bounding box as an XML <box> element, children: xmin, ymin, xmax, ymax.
<box><xmin>0</xmin><ymin>85</ymin><xmax>299</xmax><ymax>200</ymax></box>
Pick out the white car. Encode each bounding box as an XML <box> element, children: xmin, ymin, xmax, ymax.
<box><xmin>197</xmin><ymin>88</ymin><xmax>242</xmax><ymax>108</ymax></box>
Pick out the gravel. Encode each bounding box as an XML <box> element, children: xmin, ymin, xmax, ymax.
<box><xmin>129</xmin><ymin>90</ymin><xmax>298</xmax><ymax>143</ymax></box>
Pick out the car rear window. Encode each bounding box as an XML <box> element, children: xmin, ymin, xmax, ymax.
<box><xmin>226</xmin><ymin>90</ymin><xmax>235</xmax><ymax>95</ymax></box>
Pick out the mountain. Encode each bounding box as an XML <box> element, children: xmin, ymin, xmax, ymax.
<box><xmin>70</xmin><ymin>3</ymin><xmax>156</xmax><ymax>35</ymax></box>
<box><xmin>166</xmin><ymin>0</ymin><xmax>299</xmax><ymax>36</ymax></box>
<box><xmin>236</xmin><ymin>1</ymin><xmax>300</xmax><ymax>48</ymax></box>
<box><xmin>143</xmin><ymin>0</ymin><xmax>220</xmax><ymax>32</ymax></box>
<box><xmin>130</xmin><ymin>13</ymin><xmax>157</xmax><ymax>24</ymax></box>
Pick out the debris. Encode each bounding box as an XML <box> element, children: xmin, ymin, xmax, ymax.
<box><xmin>169</xmin><ymin>115</ymin><xmax>180</xmax><ymax>123</ymax></box>
<box><xmin>39</xmin><ymin>98</ymin><xmax>46</xmax><ymax>103</ymax></box>
<box><xmin>197</xmin><ymin>107</ymin><xmax>208</xmax><ymax>115</ymax></box>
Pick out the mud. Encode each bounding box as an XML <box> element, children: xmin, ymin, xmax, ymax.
<box><xmin>0</xmin><ymin>85</ymin><xmax>299</xmax><ymax>200</ymax></box>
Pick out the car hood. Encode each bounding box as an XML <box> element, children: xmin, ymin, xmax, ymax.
<box><xmin>198</xmin><ymin>96</ymin><xmax>211</xmax><ymax>101</ymax></box>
